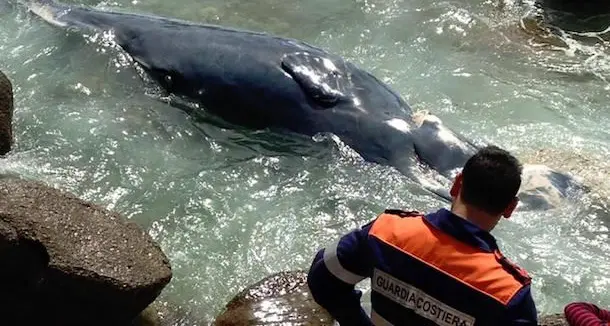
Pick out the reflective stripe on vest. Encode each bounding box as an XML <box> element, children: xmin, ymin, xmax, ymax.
<box><xmin>369</xmin><ymin>213</ymin><xmax>524</xmax><ymax>305</ymax></box>
<box><xmin>372</xmin><ymin>268</ymin><xmax>476</xmax><ymax>326</ymax></box>
<box><xmin>323</xmin><ymin>236</ymin><xmax>367</xmax><ymax>285</ymax></box>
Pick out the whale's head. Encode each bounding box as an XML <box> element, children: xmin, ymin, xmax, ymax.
<box><xmin>410</xmin><ymin>111</ymin><xmax>478</xmax><ymax>178</ymax></box>
<box><xmin>407</xmin><ymin>111</ymin><xmax>586</xmax><ymax>210</ymax></box>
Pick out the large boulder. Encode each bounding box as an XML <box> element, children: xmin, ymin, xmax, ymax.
<box><xmin>0</xmin><ymin>69</ymin><xmax>13</xmax><ymax>155</ymax></box>
<box><xmin>0</xmin><ymin>176</ymin><xmax>172</xmax><ymax>325</ymax></box>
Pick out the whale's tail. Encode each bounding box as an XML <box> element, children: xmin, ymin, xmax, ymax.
<box><xmin>27</xmin><ymin>0</ymin><xmax>72</xmax><ymax>28</ymax></box>
<box><xmin>26</xmin><ymin>0</ymin><xmax>132</xmax><ymax>33</ymax></box>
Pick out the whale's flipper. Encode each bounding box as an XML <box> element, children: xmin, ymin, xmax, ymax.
<box><xmin>281</xmin><ymin>52</ymin><xmax>349</xmax><ymax>107</ymax></box>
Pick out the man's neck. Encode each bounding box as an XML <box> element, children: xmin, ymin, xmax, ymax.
<box><xmin>450</xmin><ymin>201</ymin><xmax>498</xmax><ymax>232</ymax></box>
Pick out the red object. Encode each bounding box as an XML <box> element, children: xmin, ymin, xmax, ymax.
<box><xmin>565</xmin><ymin>302</ymin><xmax>610</xmax><ymax>326</ymax></box>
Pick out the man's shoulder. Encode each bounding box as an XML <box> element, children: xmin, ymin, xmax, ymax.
<box><xmin>368</xmin><ymin>209</ymin><xmax>426</xmax><ymax>229</ymax></box>
<box><xmin>363</xmin><ymin>209</ymin><xmax>427</xmax><ymax>236</ymax></box>
<box><xmin>380</xmin><ymin>209</ymin><xmax>424</xmax><ymax>218</ymax></box>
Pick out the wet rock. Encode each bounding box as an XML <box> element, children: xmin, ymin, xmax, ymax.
<box><xmin>213</xmin><ymin>270</ymin><xmax>333</xmax><ymax>326</ymax></box>
<box><xmin>535</xmin><ymin>0</ymin><xmax>610</xmax><ymax>34</ymax></box>
<box><xmin>518</xmin><ymin>163</ymin><xmax>587</xmax><ymax>210</ymax></box>
<box><xmin>539</xmin><ymin>313</ymin><xmax>569</xmax><ymax>326</ymax></box>
<box><xmin>520</xmin><ymin>148</ymin><xmax>609</xmax><ymax>202</ymax></box>
<box><xmin>537</xmin><ymin>0</ymin><xmax>610</xmax><ymax>19</ymax></box>
<box><xmin>0</xmin><ymin>69</ymin><xmax>13</xmax><ymax>156</ymax></box>
<box><xmin>0</xmin><ymin>176</ymin><xmax>172</xmax><ymax>326</ymax></box>
<box><xmin>518</xmin><ymin>14</ymin><xmax>570</xmax><ymax>48</ymax></box>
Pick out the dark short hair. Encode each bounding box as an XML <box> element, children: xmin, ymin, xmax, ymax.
<box><xmin>460</xmin><ymin>145</ymin><xmax>522</xmax><ymax>215</ymax></box>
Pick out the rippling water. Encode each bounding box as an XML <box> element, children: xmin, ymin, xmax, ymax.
<box><xmin>1</xmin><ymin>0</ymin><xmax>609</xmax><ymax>323</ymax></box>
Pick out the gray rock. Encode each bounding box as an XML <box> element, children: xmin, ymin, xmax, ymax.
<box><xmin>0</xmin><ymin>177</ymin><xmax>172</xmax><ymax>325</ymax></box>
<box><xmin>0</xmin><ymin>69</ymin><xmax>13</xmax><ymax>155</ymax></box>
<box><xmin>213</xmin><ymin>270</ymin><xmax>333</xmax><ymax>326</ymax></box>
<box><xmin>539</xmin><ymin>313</ymin><xmax>569</xmax><ymax>326</ymax></box>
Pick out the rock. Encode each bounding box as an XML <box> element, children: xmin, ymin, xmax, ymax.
<box><xmin>535</xmin><ymin>0</ymin><xmax>610</xmax><ymax>35</ymax></box>
<box><xmin>0</xmin><ymin>176</ymin><xmax>172</xmax><ymax>326</ymax></box>
<box><xmin>213</xmin><ymin>270</ymin><xmax>333</xmax><ymax>326</ymax></box>
<box><xmin>520</xmin><ymin>148</ymin><xmax>609</xmax><ymax>205</ymax></box>
<box><xmin>518</xmin><ymin>163</ymin><xmax>586</xmax><ymax>210</ymax></box>
<box><xmin>537</xmin><ymin>0</ymin><xmax>610</xmax><ymax>18</ymax></box>
<box><xmin>539</xmin><ymin>313</ymin><xmax>569</xmax><ymax>326</ymax></box>
<box><xmin>0</xmin><ymin>69</ymin><xmax>13</xmax><ymax>156</ymax></box>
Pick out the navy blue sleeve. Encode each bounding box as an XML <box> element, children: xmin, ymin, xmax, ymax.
<box><xmin>505</xmin><ymin>285</ymin><xmax>538</xmax><ymax>326</ymax></box>
<box><xmin>307</xmin><ymin>220</ymin><xmax>376</xmax><ymax>325</ymax></box>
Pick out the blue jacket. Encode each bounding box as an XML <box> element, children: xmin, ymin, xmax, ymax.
<box><xmin>307</xmin><ymin>208</ymin><xmax>538</xmax><ymax>325</ymax></box>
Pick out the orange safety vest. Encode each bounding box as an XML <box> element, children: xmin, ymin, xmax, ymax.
<box><xmin>367</xmin><ymin>210</ymin><xmax>531</xmax><ymax>326</ymax></box>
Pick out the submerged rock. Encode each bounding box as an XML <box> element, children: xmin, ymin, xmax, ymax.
<box><xmin>0</xmin><ymin>69</ymin><xmax>13</xmax><ymax>155</ymax></box>
<box><xmin>0</xmin><ymin>176</ymin><xmax>172</xmax><ymax>326</ymax></box>
<box><xmin>213</xmin><ymin>270</ymin><xmax>333</xmax><ymax>326</ymax></box>
<box><xmin>518</xmin><ymin>163</ymin><xmax>587</xmax><ymax>210</ymax></box>
<box><xmin>520</xmin><ymin>148</ymin><xmax>609</xmax><ymax>205</ymax></box>
<box><xmin>539</xmin><ymin>313</ymin><xmax>569</xmax><ymax>326</ymax></box>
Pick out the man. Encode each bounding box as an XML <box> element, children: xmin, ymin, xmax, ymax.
<box><xmin>307</xmin><ymin>145</ymin><xmax>538</xmax><ymax>325</ymax></box>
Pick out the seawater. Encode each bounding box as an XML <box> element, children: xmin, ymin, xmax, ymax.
<box><xmin>1</xmin><ymin>0</ymin><xmax>609</xmax><ymax>323</ymax></box>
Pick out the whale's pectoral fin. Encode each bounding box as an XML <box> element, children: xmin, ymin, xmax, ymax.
<box><xmin>281</xmin><ymin>52</ymin><xmax>349</xmax><ymax>108</ymax></box>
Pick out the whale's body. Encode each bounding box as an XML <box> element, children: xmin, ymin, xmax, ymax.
<box><xmin>25</xmin><ymin>0</ymin><xmax>584</xmax><ymax>209</ymax></box>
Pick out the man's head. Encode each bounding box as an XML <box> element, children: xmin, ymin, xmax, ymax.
<box><xmin>450</xmin><ymin>145</ymin><xmax>522</xmax><ymax>229</ymax></box>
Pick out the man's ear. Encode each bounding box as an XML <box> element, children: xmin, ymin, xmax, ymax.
<box><xmin>450</xmin><ymin>173</ymin><xmax>463</xmax><ymax>199</ymax></box>
<box><xmin>502</xmin><ymin>197</ymin><xmax>519</xmax><ymax>219</ymax></box>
